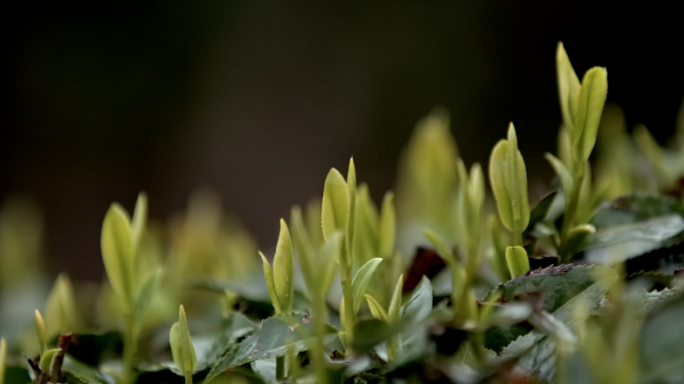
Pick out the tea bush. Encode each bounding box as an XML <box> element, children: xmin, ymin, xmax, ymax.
<box><xmin>2</xmin><ymin>43</ymin><xmax>684</xmax><ymax>384</ymax></box>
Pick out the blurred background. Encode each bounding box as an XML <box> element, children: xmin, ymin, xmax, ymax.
<box><xmin>2</xmin><ymin>2</ymin><xmax>682</xmax><ymax>282</ymax></box>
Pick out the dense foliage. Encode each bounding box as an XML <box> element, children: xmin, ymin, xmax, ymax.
<box><xmin>2</xmin><ymin>43</ymin><xmax>684</xmax><ymax>384</ymax></box>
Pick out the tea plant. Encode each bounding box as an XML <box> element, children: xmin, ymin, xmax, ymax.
<box><xmin>2</xmin><ymin>42</ymin><xmax>684</xmax><ymax>384</ymax></box>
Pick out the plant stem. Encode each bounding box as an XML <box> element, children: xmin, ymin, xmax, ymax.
<box><xmin>559</xmin><ymin>165</ymin><xmax>585</xmax><ymax>263</ymax></box>
<box><xmin>311</xmin><ymin>293</ymin><xmax>329</xmax><ymax>384</ymax></box>
<box><xmin>122</xmin><ymin>314</ymin><xmax>136</xmax><ymax>384</ymax></box>
<box><xmin>340</xmin><ymin>262</ymin><xmax>355</xmax><ymax>352</ymax></box>
<box><xmin>513</xmin><ymin>230</ymin><xmax>523</xmax><ymax>248</ymax></box>
<box><xmin>449</xmin><ymin>261</ymin><xmax>461</xmax><ymax>322</ymax></box>
<box><xmin>276</xmin><ymin>355</ymin><xmax>285</xmax><ymax>381</ymax></box>
<box><xmin>185</xmin><ymin>374</ymin><xmax>193</xmax><ymax>384</ymax></box>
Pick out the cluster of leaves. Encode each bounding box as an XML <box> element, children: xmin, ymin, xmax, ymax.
<box><xmin>3</xmin><ymin>42</ymin><xmax>684</xmax><ymax>384</ymax></box>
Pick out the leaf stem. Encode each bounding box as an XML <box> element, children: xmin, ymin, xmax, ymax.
<box><xmin>276</xmin><ymin>355</ymin><xmax>285</xmax><ymax>381</ymax></box>
<box><xmin>340</xmin><ymin>257</ymin><xmax>355</xmax><ymax>352</ymax></box>
<box><xmin>311</xmin><ymin>292</ymin><xmax>329</xmax><ymax>384</ymax></box>
<box><xmin>559</xmin><ymin>164</ymin><xmax>585</xmax><ymax>263</ymax></box>
<box><xmin>122</xmin><ymin>313</ymin><xmax>136</xmax><ymax>384</ymax></box>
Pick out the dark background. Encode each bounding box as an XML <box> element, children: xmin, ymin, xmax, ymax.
<box><xmin>2</xmin><ymin>2</ymin><xmax>682</xmax><ymax>281</ymax></box>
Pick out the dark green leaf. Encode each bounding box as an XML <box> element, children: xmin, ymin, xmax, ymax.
<box><xmin>640</xmin><ymin>294</ymin><xmax>684</xmax><ymax>383</ymax></box>
<box><xmin>582</xmin><ymin>215</ymin><xmax>684</xmax><ymax>263</ymax></box>
<box><xmin>195</xmin><ymin>313</ymin><xmax>258</xmax><ymax>372</ymax></box>
<box><xmin>524</xmin><ymin>191</ymin><xmax>558</xmax><ymax>236</ymax></box>
<box><xmin>486</xmin><ymin>264</ymin><xmax>617</xmax><ymax>353</ymax></box>
<box><xmin>203</xmin><ymin>314</ymin><xmax>337</xmax><ymax>384</ymax></box>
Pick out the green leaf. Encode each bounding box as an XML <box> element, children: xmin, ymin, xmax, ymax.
<box><xmin>640</xmin><ymin>294</ymin><xmax>684</xmax><ymax>383</ymax></box>
<box><xmin>394</xmin><ymin>108</ymin><xmax>459</xmax><ymax>233</ymax></box>
<box><xmin>505</xmin><ymin>246</ymin><xmax>530</xmax><ymax>278</ymax></box>
<box><xmin>61</xmin><ymin>356</ymin><xmax>109</xmax><ymax>384</ymax></box>
<box><xmin>582</xmin><ymin>214</ymin><xmax>684</xmax><ymax>263</ymax></box>
<box><xmin>351</xmin><ymin>258</ymin><xmax>383</xmax><ymax>312</ymax></box>
<box><xmin>195</xmin><ymin>313</ymin><xmax>258</xmax><ymax>372</ymax></box>
<box><xmin>273</xmin><ymin>219</ymin><xmax>294</xmax><ymax>313</ymax></box>
<box><xmin>100</xmin><ymin>203</ymin><xmax>135</xmax><ymax>311</ymax></box>
<box><xmin>487</xmin><ymin>264</ymin><xmax>617</xmax><ymax>353</ymax></box>
<box><xmin>378</xmin><ymin>192</ymin><xmax>396</xmax><ymax>259</ymax></box>
<box><xmin>318</xmin><ymin>232</ymin><xmax>342</xmax><ymax>299</ymax></box>
<box><xmin>39</xmin><ymin>348</ymin><xmax>60</xmax><ymax>373</ymax></box>
<box><xmin>250</xmin><ymin>358</ymin><xmax>279</xmax><ymax>384</ymax></box>
<box><xmin>633</xmin><ymin>287</ymin><xmax>680</xmax><ymax>314</ymax></box>
<box><xmin>574</xmin><ymin>67</ymin><xmax>608</xmax><ymax>162</ymax></box>
<box><xmin>130</xmin><ymin>192</ymin><xmax>147</xmax><ymax>252</ymax></box>
<box><xmin>634</xmin><ymin>124</ymin><xmax>670</xmax><ymax>184</ymax></box>
<box><xmin>34</xmin><ymin>310</ymin><xmax>47</xmax><ymax>354</ymax></box>
<box><xmin>203</xmin><ymin>313</ymin><xmax>338</xmax><ymax>384</ymax></box>
<box><xmin>524</xmin><ymin>191</ymin><xmax>558</xmax><ymax>236</ymax></box>
<box><xmin>45</xmin><ymin>274</ymin><xmax>77</xmax><ymax>339</ymax></box>
<box><xmin>364</xmin><ymin>294</ymin><xmax>389</xmax><ymax>322</ymax></box>
<box><xmin>387</xmin><ymin>275</ymin><xmax>403</xmax><ymax>323</ymax></box>
<box><xmin>556</xmin><ymin>42</ymin><xmax>581</xmax><ymax>134</ymax></box>
<box><xmin>346</xmin><ymin>158</ymin><xmax>357</xmax><ymax>267</ymax></box>
<box><xmin>592</xmin><ymin>194</ymin><xmax>684</xmax><ymax>228</ymax></box>
<box><xmin>321</xmin><ymin>169</ymin><xmax>348</xmax><ymax>242</ymax></box>
<box><xmin>401</xmin><ymin>276</ymin><xmax>433</xmax><ymax>322</ymax></box>
<box><xmin>489</xmin><ymin>124</ymin><xmax>530</xmax><ymax>233</ymax></box>
<box><xmin>132</xmin><ymin>269</ymin><xmax>161</xmax><ymax>339</ymax></box>
<box><xmin>0</xmin><ymin>366</ymin><xmax>30</xmax><ymax>384</ymax></box>
<box><xmin>290</xmin><ymin>206</ymin><xmax>316</xmax><ymax>291</ymax></box>
<box><xmin>353</xmin><ymin>184</ymin><xmax>379</xmax><ymax>265</ymax></box>
<box><xmin>545</xmin><ymin>153</ymin><xmax>574</xmax><ymax>198</ymax></box>
<box><xmin>260</xmin><ymin>252</ymin><xmax>281</xmax><ymax>314</ymax></box>
<box><xmin>170</xmin><ymin>305</ymin><xmax>196</xmax><ymax>377</ymax></box>
<box><xmin>422</xmin><ymin>229</ymin><xmax>456</xmax><ymax>266</ymax></box>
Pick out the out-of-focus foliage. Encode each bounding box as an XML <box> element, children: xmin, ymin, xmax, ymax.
<box><xmin>2</xmin><ymin>43</ymin><xmax>684</xmax><ymax>384</ymax></box>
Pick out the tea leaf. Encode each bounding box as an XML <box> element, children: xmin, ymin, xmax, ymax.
<box><xmin>545</xmin><ymin>153</ymin><xmax>574</xmax><ymax>197</ymax></box>
<box><xmin>290</xmin><ymin>206</ymin><xmax>316</xmax><ymax>291</ymax></box>
<box><xmin>100</xmin><ymin>204</ymin><xmax>135</xmax><ymax>311</ymax></box>
<box><xmin>387</xmin><ymin>275</ymin><xmax>404</xmax><ymax>323</ymax></box>
<box><xmin>634</xmin><ymin>124</ymin><xmax>670</xmax><ymax>184</ymax></box>
<box><xmin>505</xmin><ymin>246</ymin><xmax>530</xmax><ymax>278</ymax></box>
<box><xmin>378</xmin><ymin>192</ymin><xmax>396</xmax><ymax>259</ymax></box>
<box><xmin>490</xmin><ymin>124</ymin><xmax>530</xmax><ymax>233</ymax></box>
<box><xmin>401</xmin><ymin>276</ymin><xmax>433</xmax><ymax>322</ymax></box>
<box><xmin>318</xmin><ymin>232</ymin><xmax>342</xmax><ymax>298</ymax></box>
<box><xmin>365</xmin><ymin>294</ymin><xmax>389</xmax><ymax>322</ymax></box>
<box><xmin>574</xmin><ymin>67</ymin><xmax>608</xmax><ymax>162</ymax></box>
<box><xmin>352</xmin><ymin>258</ymin><xmax>383</xmax><ymax>312</ymax></box>
<box><xmin>39</xmin><ymin>348</ymin><xmax>60</xmax><ymax>373</ymax></box>
<box><xmin>35</xmin><ymin>310</ymin><xmax>47</xmax><ymax>354</ymax></box>
<box><xmin>0</xmin><ymin>338</ymin><xmax>6</xmax><ymax>384</ymax></box>
<box><xmin>273</xmin><ymin>220</ymin><xmax>294</xmax><ymax>313</ymax></box>
<box><xmin>322</xmin><ymin>169</ymin><xmax>348</xmax><ymax>241</ymax></box>
<box><xmin>487</xmin><ymin>265</ymin><xmax>617</xmax><ymax>353</ymax></box>
<box><xmin>170</xmin><ymin>305</ymin><xmax>196</xmax><ymax>376</ymax></box>
<box><xmin>132</xmin><ymin>269</ymin><xmax>162</xmax><ymax>339</ymax></box>
<box><xmin>259</xmin><ymin>252</ymin><xmax>282</xmax><ymax>314</ymax></box>
<box><xmin>346</xmin><ymin>158</ymin><xmax>357</xmax><ymax>266</ymax></box>
<box><xmin>203</xmin><ymin>314</ymin><xmax>337</xmax><ymax>384</ymax></box>
<box><xmin>45</xmin><ymin>273</ymin><xmax>77</xmax><ymax>339</ymax></box>
<box><xmin>130</xmin><ymin>192</ymin><xmax>147</xmax><ymax>252</ymax></box>
<box><xmin>582</xmin><ymin>214</ymin><xmax>684</xmax><ymax>263</ymax></box>
<box><xmin>640</xmin><ymin>295</ymin><xmax>684</xmax><ymax>383</ymax></box>
<box><xmin>353</xmin><ymin>185</ymin><xmax>378</xmax><ymax>265</ymax></box>
<box><xmin>556</xmin><ymin>42</ymin><xmax>581</xmax><ymax>134</ymax></box>
<box><xmin>194</xmin><ymin>313</ymin><xmax>258</xmax><ymax>372</ymax></box>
